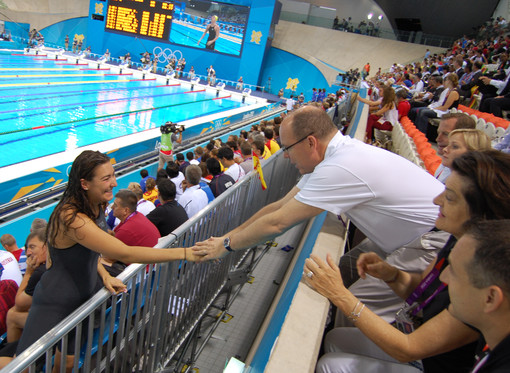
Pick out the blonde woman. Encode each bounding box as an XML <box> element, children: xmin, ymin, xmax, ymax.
<box><xmin>442</xmin><ymin>129</ymin><xmax>492</xmax><ymax>169</ymax></box>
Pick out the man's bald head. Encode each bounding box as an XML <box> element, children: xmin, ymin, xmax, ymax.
<box><xmin>282</xmin><ymin>106</ymin><xmax>338</xmax><ymax>142</ymax></box>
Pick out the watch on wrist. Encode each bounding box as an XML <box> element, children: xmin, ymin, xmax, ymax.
<box><xmin>223</xmin><ymin>237</ymin><xmax>233</xmax><ymax>252</ymax></box>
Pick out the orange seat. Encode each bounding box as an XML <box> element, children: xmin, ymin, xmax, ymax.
<box><xmin>425</xmin><ymin>157</ymin><xmax>442</xmax><ymax>175</ymax></box>
<box><xmin>417</xmin><ymin>143</ymin><xmax>437</xmax><ymax>159</ymax></box>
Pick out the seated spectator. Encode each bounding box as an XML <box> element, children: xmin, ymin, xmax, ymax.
<box><xmin>0</xmin><ymin>235</ymin><xmax>26</xmax><ymax>275</ymax></box>
<box><xmin>166</xmin><ymin>161</ymin><xmax>185</xmax><ymax>200</ymax></box>
<box><xmin>248</xmin><ymin>133</ymin><xmax>271</xmax><ymax>157</ymax></box>
<box><xmin>494</xmin><ymin>130</ymin><xmax>510</xmax><ymax>153</ymax></box>
<box><xmin>478</xmin><ymin>69</ymin><xmax>510</xmax><ymax>110</ymax></box>
<box><xmin>409</xmin><ymin>75</ymin><xmax>444</xmax><ymax>109</ymax></box>
<box><xmin>239</xmin><ymin>142</ymin><xmax>253</xmax><ymax>175</ymax></box>
<box><xmin>226</xmin><ymin>141</ymin><xmax>243</xmax><ymax>163</ymax></box>
<box><xmin>433</xmin><ymin>113</ymin><xmax>476</xmax><ymax>183</ymax></box>
<box><xmin>239</xmin><ymin>130</ymin><xmax>249</xmax><ymax>141</ymax></box>
<box><xmin>402</xmin><ymin>73</ymin><xmax>413</xmax><ymax>88</ymax></box>
<box><xmin>127</xmin><ymin>182</ymin><xmax>156</xmax><ymax>216</ymax></box>
<box><xmin>177</xmin><ymin>165</ymin><xmax>208</xmax><ymax>218</ymax></box>
<box><xmin>311</xmin><ymin>150</ymin><xmax>510</xmax><ymax>373</ymax></box>
<box><xmin>357</xmin><ymin>86</ymin><xmax>398</xmax><ymax>144</ymax></box>
<box><xmin>408</xmin><ymin>74</ymin><xmax>425</xmax><ymax>97</ymax></box>
<box><xmin>458</xmin><ymin>61</ymin><xmax>483</xmax><ymax>98</ymax></box>
<box><xmin>175</xmin><ymin>153</ymin><xmax>189</xmax><ymax>174</ymax></box>
<box><xmin>192</xmin><ymin>147</ymin><xmax>204</xmax><ymax>164</ymax></box>
<box><xmin>186</xmin><ymin>151</ymin><xmax>195</xmax><ymax>166</ymax></box>
<box><xmin>198</xmin><ymin>163</ymin><xmax>215</xmax><ymax>203</ymax></box>
<box><xmin>251</xmin><ymin>139</ymin><xmax>271</xmax><ymax>160</ymax></box>
<box><xmin>143</xmin><ymin>177</ymin><xmax>158</xmax><ymax>204</ymax></box>
<box><xmin>107</xmin><ymin>189</ymin><xmax>161</xmax><ymax>274</ymax></box>
<box><xmin>217</xmin><ymin>147</ymin><xmax>245</xmax><ymax>182</ymax></box>
<box><xmin>0</xmin><ymin>249</ymin><xmax>23</xmax><ymax>337</ymax></box>
<box><xmin>6</xmin><ymin>229</ymin><xmax>47</xmax><ymax>342</ymax></box>
<box><xmin>204</xmin><ymin>141</ymin><xmax>215</xmax><ymax>155</ymax></box>
<box><xmin>273</xmin><ymin>124</ymin><xmax>281</xmax><ymax>146</ymax></box>
<box><xmin>155</xmin><ymin>169</ymin><xmax>169</xmax><ymax>205</ymax></box>
<box><xmin>452</xmin><ymin>57</ymin><xmax>464</xmax><ymax>80</ymax></box>
<box><xmin>264</xmin><ymin>128</ymin><xmax>281</xmax><ymax>155</ymax></box>
<box><xmin>396</xmin><ymin>89</ymin><xmax>411</xmax><ymax>120</ymax></box>
<box><xmin>206</xmin><ymin>158</ymin><xmax>235</xmax><ymax>198</ymax></box>
<box><xmin>30</xmin><ymin>218</ymin><xmax>47</xmax><ymax>232</ymax></box>
<box><xmin>0</xmin><ymin>250</ymin><xmax>22</xmax><ymax>288</ymax></box>
<box><xmin>441</xmin><ymin>129</ymin><xmax>491</xmax><ymax>171</ymax></box>
<box><xmin>139</xmin><ymin>169</ymin><xmax>150</xmax><ymax>193</ymax></box>
<box><xmin>440</xmin><ymin>219</ymin><xmax>510</xmax><ymax>373</ymax></box>
<box><xmin>412</xmin><ymin>73</ymin><xmax>460</xmax><ymax>137</ymax></box>
<box><xmin>147</xmin><ymin>179</ymin><xmax>188</xmax><ymax>236</ymax></box>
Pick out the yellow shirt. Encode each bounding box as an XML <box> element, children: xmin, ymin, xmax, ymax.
<box><xmin>267</xmin><ymin>139</ymin><xmax>280</xmax><ymax>155</ymax></box>
<box><xmin>143</xmin><ymin>189</ymin><xmax>158</xmax><ymax>204</ymax></box>
<box><xmin>262</xmin><ymin>148</ymin><xmax>272</xmax><ymax>160</ymax></box>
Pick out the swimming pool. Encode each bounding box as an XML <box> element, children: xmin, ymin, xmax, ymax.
<box><xmin>0</xmin><ymin>52</ymin><xmax>247</xmax><ymax>169</ymax></box>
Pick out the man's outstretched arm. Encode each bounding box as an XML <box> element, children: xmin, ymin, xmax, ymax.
<box><xmin>192</xmin><ymin>187</ymin><xmax>323</xmax><ymax>260</ymax></box>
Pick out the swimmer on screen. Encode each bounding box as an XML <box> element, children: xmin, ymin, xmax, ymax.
<box><xmin>197</xmin><ymin>15</ymin><xmax>220</xmax><ymax>50</ymax></box>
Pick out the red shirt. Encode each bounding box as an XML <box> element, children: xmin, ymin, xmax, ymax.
<box><xmin>114</xmin><ymin>212</ymin><xmax>160</xmax><ymax>247</ymax></box>
<box><xmin>398</xmin><ymin>100</ymin><xmax>411</xmax><ymax>119</ymax></box>
<box><xmin>11</xmin><ymin>249</ymin><xmax>23</xmax><ymax>262</ymax></box>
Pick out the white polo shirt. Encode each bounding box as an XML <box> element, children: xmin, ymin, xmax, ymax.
<box><xmin>295</xmin><ymin>132</ymin><xmax>444</xmax><ymax>253</ymax></box>
<box><xmin>0</xmin><ymin>251</ymin><xmax>22</xmax><ymax>286</ymax></box>
<box><xmin>224</xmin><ymin>163</ymin><xmax>245</xmax><ymax>182</ymax></box>
<box><xmin>171</xmin><ymin>172</ymin><xmax>185</xmax><ymax>200</ymax></box>
<box><xmin>177</xmin><ymin>185</ymin><xmax>209</xmax><ymax>218</ymax></box>
<box><xmin>137</xmin><ymin>198</ymin><xmax>156</xmax><ymax>216</ymax></box>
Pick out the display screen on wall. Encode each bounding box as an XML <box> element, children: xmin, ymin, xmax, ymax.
<box><xmin>104</xmin><ymin>0</ymin><xmax>250</xmax><ymax>57</ymax></box>
<box><xmin>170</xmin><ymin>0</ymin><xmax>250</xmax><ymax>57</ymax></box>
<box><xmin>105</xmin><ymin>0</ymin><xmax>175</xmax><ymax>40</ymax></box>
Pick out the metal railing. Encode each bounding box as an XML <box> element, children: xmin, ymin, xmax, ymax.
<box><xmin>2</xmin><ymin>150</ymin><xmax>300</xmax><ymax>373</ymax></box>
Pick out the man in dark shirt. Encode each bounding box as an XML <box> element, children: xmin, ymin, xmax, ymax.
<box><xmin>147</xmin><ymin>179</ymin><xmax>188</xmax><ymax>237</ymax></box>
<box><xmin>175</xmin><ymin>153</ymin><xmax>189</xmax><ymax>174</ymax></box>
<box><xmin>440</xmin><ymin>220</ymin><xmax>510</xmax><ymax>373</ymax></box>
<box><xmin>206</xmin><ymin>158</ymin><xmax>235</xmax><ymax>198</ymax></box>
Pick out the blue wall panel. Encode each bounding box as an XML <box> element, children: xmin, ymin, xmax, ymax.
<box><xmin>39</xmin><ymin>17</ymin><xmax>89</xmax><ymax>48</ymax></box>
<box><xmin>259</xmin><ymin>47</ymin><xmax>330</xmax><ymax>102</ymax></box>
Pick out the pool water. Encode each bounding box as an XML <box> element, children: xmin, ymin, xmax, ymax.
<box><xmin>0</xmin><ymin>53</ymin><xmax>247</xmax><ymax>168</ymax></box>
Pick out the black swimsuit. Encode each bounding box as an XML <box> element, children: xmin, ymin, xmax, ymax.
<box><xmin>16</xmin><ymin>211</ymin><xmax>107</xmax><ymax>355</ymax></box>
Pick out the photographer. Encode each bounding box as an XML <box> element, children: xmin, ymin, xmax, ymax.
<box><xmin>158</xmin><ymin>121</ymin><xmax>184</xmax><ymax>170</ymax></box>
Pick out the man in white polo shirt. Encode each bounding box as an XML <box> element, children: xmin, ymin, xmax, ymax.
<box><xmin>194</xmin><ymin>105</ymin><xmax>444</xmax><ymax>318</ymax></box>
<box><xmin>195</xmin><ymin>105</ymin><xmax>442</xmax><ymax>257</ymax></box>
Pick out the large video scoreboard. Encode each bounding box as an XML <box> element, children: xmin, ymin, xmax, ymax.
<box><xmin>105</xmin><ymin>0</ymin><xmax>175</xmax><ymax>40</ymax></box>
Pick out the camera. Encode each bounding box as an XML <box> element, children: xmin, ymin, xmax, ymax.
<box><xmin>160</xmin><ymin>121</ymin><xmax>185</xmax><ymax>134</ymax></box>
